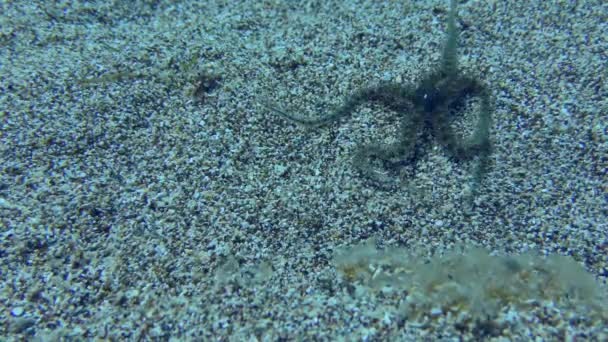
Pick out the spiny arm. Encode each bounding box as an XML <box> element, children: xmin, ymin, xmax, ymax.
<box><xmin>260</xmin><ymin>83</ymin><xmax>413</xmax><ymax>127</ymax></box>
<box><xmin>441</xmin><ymin>0</ymin><xmax>459</xmax><ymax>79</ymax></box>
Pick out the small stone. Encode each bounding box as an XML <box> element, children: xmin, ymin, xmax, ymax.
<box><xmin>0</xmin><ymin>198</ymin><xmax>14</xmax><ymax>209</ymax></box>
<box><xmin>10</xmin><ymin>306</ymin><xmax>24</xmax><ymax>317</ymax></box>
<box><xmin>274</xmin><ymin>164</ymin><xmax>288</xmax><ymax>176</ymax></box>
<box><xmin>430</xmin><ymin>307</ymin><xmax>443</xmax><ymax>316</ymax></box>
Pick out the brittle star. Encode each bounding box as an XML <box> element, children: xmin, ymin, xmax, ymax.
<box><xmin>262</xmin><ymin>0</ymin><xmax>492</xmax><ymax>193</ymax></box>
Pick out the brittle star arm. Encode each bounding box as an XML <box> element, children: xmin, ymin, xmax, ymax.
<box><xmin>428</xmin><ymin>75</ymin><xmax>492</xmax><ymax>161</ymax></box>
<box><xmin>260</xmin><ymin>83</ymin><xmax>414</xmax><ymax>128</ymax></box>
<box><xmin>353</xmin><ymin>106</ymin><xmax>424</xmax><ymax>187</ymax></box>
